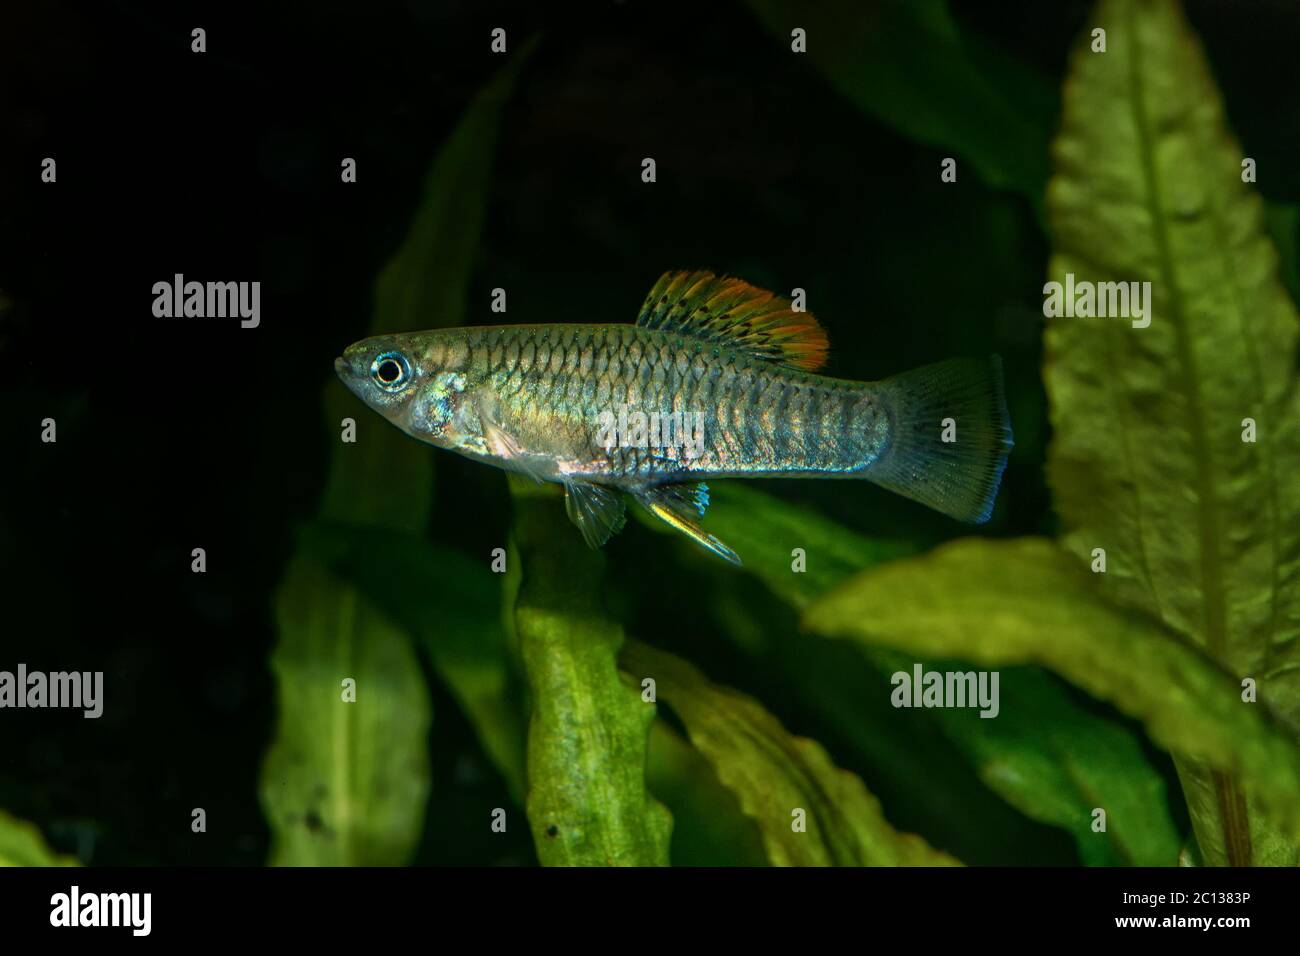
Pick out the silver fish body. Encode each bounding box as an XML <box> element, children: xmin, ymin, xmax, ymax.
<box><xmin>336</xmin><ymin>271</ymin><xmax>1012</xmax><ymax>564</ymax></box>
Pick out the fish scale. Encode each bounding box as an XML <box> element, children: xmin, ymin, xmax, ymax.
<box><xmin>461</xmin><ymin>323</ymin><xmax>881</xmax><ymax>483</ymax></box>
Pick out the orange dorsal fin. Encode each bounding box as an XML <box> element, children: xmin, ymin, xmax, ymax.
<box><xmin>635</xmin><ymin>270</ymin><xmax>829</xmax><ymax>371</ymax></box>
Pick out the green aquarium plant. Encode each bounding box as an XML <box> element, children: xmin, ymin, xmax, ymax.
<box><xmin>802</xmin><ymin>0</ymin><xmax>1300</xmax><ymax>866</ymax></box>
<box><xmin>249</xmin><ymin>0</ymin><xmax>1299</xmax><ymax>867</ymax></box>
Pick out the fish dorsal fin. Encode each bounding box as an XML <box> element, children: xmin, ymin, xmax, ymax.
<box><xmin>635</xmin><ymin>270</ymin><xmax>829</xmax><ymax>371</ymax></box>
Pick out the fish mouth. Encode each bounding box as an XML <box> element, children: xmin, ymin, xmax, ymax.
<box><xmin>334</xmin><ymin>355</ymin><xmax>362</xmax><ymax>395</ymax></box>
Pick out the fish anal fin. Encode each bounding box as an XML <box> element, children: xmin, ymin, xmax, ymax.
<box><xmin>634</xmin><ymin>269</ymin><xmax>828</xmax><ymax>372</ymax></box>
<box><xmin>564</xmin><ymin>481</ymin><xmax>628</xmax><ymax>549</ymax></box>
<box><xmin>637</xmin><ymin>483</ymin><xmax>741</xmax><ymax>566</ymax></box>
<box><xmin>649</xmin><ymin>481</ymin><xmax>709</xmax><ymax>517</ymax></box>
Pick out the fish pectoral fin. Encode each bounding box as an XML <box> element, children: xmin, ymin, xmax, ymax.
<box><xmin>564</xmin><ymin>481</ymin><xmax>628</xmax><ymax>549</ymax></box>
<box><xmin>478</xmin><ymin>402</ymin><xmax>548</xmax><ymax>484</ymax></box>
<box><xmin>636</xmin><ymin>484</ymin><xmax>741</xmax><ymax>566</ymax></box>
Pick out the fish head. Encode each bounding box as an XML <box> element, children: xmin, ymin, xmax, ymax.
<box><xmin>335</xmin><ymin>330</ymin><xmax>481</xmax><ymax>451</ymax></box>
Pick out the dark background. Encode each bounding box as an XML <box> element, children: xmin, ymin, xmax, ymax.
<box><xmin>1</xmin><ymin>0</ymin><xmax>1298</xmax><ymax>865</ymax></box>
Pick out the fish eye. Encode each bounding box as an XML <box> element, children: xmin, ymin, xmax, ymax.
<box><xmin>371</xmin><ymin>351</ymin><xmax>411</xmax><ymax>391</ymax></box>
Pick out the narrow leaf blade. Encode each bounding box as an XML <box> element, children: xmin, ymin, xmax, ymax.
<box><xmin>685</xmin><ymin>484</ymin><xmax>1181</xmax><ymax>864</ymax></box>
<box><xmin>301</xmin><ymin>522</ymin><xmax>528</xmax><ymax>802</ymax></box>
<box><xmin>804</xmin><ymin>537</ymin><xmax>1300</xmax><ymax>847</ymax></box>
<box><xmin>623</xmin><ymin>640</ymin><xmax>958</xmax><ymax>866</ymax></box>
<box><xmin>747</xmin><ymin>0</ymin><xmax>1056</xmax><ymax>210</ymax></box>
<box><xmin>261</xmin><ymin>556</ymin><xmax>431</xmax><ymax>866</ymax></box>
<box><xmin>510</xmin><ymin>479</ymin><xmax>672</xmax><ymax>866</ymax></box>
<box><xmin>0</xmin><ymin>810</ymin><xmax>79</xmax><ymax>867</ymax></box>
<box><xmin>260</xmin><ymin>47</ymin><xmax>533</xmax><ymax>864</ymax></box>
<box><xmin>1044</xmin><ymin>0</ymin><xmax>1300</xmax><ymax>863</ymax></box>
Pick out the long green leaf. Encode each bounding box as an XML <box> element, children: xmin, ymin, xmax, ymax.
<box><xmin>622</xmin><ymin>640</ymin><xmax>958</xmax><ymax>866</ymax></box>
<box><xmin>301</xmin><ymin>522</ymin><xmax>527</xmax><ymax>802</ymax></box>
<box><xmin>262</xmin><ymin>557</ymin><xmax>431</xmax><ymax>866</ymax></box>
<box><xmin>260</xmin><ymin>47</ymin><xmax>532</xmax><ymax>864</ymax></box>
<box><xmin>724</xmin><ymin>598</ymin><xmax>1074</xmax><ymax>863</ymax></box>
<box><xmin>370</xmin><ymin>37</ymin><xmax>537</xmax><ymax>339</ymax></box>
<box><xmin>0</xmin><ymin>810</ymin><xmax>78</xmax><ymax>866</ymax></box>
<box><xmin>1044</xmin><ymin>0</ymin><xmax>1300</xmax><ymax>863</ymax></box>
<box><xmin>747</xmin><ymin>0</ymin><xmax>1056</xmax><ymax>213</ymax></box>
<box><xmin>509</xmin><ymin>478</ymin><xmax>672</xmax><ymax>865</ymax></box>
<box><xmin>804</xmin><ymin>537</ymin><xmax>1300</xmax><ymax>855</ymax></box>
<box><xmin>644</xmin><ymin>721</ymin><xmax>769</xmax><ymax>867</ymax></box>
<box><xmin>1264</xmin><ymin>203</ymin><xmax>1300</xmax><ymax>306</ymax></box>
<box><xmin>663</xmin><ymin>484</ymin><xmax>1180</xmax><ymax>864</ymax></box>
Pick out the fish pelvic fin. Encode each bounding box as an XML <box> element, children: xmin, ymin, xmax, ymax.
<box><xmin>635</xmin><ymin>270</ymin><xmax>828</xmax><ymax>371</ymax></box>
<box><xmin>564</xmin><ymin>480</ymin><xmax>628</xmax><ymax>549</ymax></box>
<box><xmin>478</xmin><ymin>396</ymin><xmax>549</xmax><ymax>483</ymax></box>
<box><xmin>637</xmin><ymin>483</ymin><xmax>741</xmax><ymax>566</ymax></box>
<box><xmin>867</xmin><ymin>356</ymin><xmax>1013</xmax><ymax>524</ymax></box>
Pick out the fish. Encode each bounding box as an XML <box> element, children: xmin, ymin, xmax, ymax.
<box><xmin>335</xmin><ymin>269</ymin><xmax>1013</xmax><ymax>565</ymax></box>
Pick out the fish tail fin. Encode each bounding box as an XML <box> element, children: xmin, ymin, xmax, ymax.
<box><xmin>865</xmin><ymin>356</ymin><xmax>1013</xmax><ymax>523</ymax></box>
